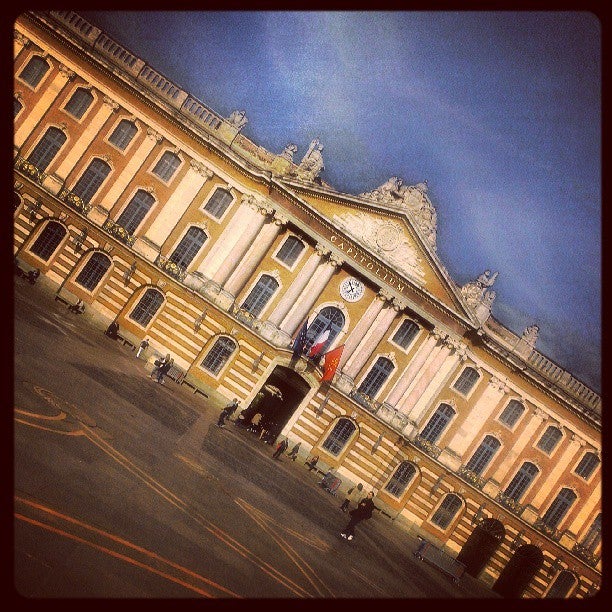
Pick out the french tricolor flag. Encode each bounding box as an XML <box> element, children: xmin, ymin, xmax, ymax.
<box><xmin>308</xmin><ymin>328</ymin><xmax>330</xmax><ymax>358</ymax></box>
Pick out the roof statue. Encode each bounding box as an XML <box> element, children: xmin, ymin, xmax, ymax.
<box><xmin>227</xmin><ymin>109</ymin><xmax>248</xmax><ymax>129</ymax></box>
<box><xmin>521</xmin><ymin>324</ymin><xmax>540</xmax><ymax>347</ymax></box>
<box><xmin>280</xmin><ymin>143</ymin><xmax>298</xmax><ymax>162</ymax></box>
<box><xmin>296</xmin><ymin>138</ymin><xmax>325</xmax><ymax>181</ymax></box>
<box><xmin>461</xmin><ymin>270</ymin><xmax>499</xmax><ymax>324</ymax></box>
<box><xmin>359</xmin><ymin>177</ymin><xmax>438</xmax><ymax>249</ymax></box>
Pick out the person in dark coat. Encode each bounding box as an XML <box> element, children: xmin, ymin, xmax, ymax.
<box><xmin>272</xmin><ymin>438</ymin><xmax>288</xmax><ymax>459</ymax></box>
<box><xmin>155</xmin><ymin>356</ymin><xmax>173</xmax><ymax>384</ymax></box>
<box><xmin>217</xmin><ymin>398</ymin><xmax>240</xmax><ymax>428</ymax></box>
<box><xmin>340</xmin><ymin>490</ymin><xmax>375</xmax><ymax>541</ymax></box>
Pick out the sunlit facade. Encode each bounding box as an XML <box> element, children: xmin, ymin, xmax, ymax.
<box><xmin>13</xmin><ymin>11</ymin><xmax>601</xmax><ymax>598</ymax></box>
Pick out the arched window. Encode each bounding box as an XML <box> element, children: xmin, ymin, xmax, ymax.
<box><xmin>431</xmin><ymin>494</ymin><xmax>462</xmax><ymax>529</ymax></box>
<box><xmin>321</xmin><ymin>418</ymin><xmax>356</xmax><ymax>456</ymax></box>
<box><xmin>537</xmin><ymin>426</ymin><xmax>563</xmax><ymax>454</ymax></box>
<box><xmin>201</xmin><ymin>336</ymin><xmax>237</xmax><ymax>375</ymax></box>
<box><xmin>504</xmin><ymin>462</ymin><xmax>539</xmax><ymax>502</ymax></box>
<box><xmin>453</xmin><ymin>366</ymin><xmax>480</xmax><ymax>394</ymax></box>
<box><xmin>203</xmin><ymin>188</ymin><xmax>233</xmax><ymax>218</ymax></box>
<box><xmin>29</xmin><ymin>221</ymin><xmax>66</xmax><ymax>260</ymax></box>
<box><xmin>129</xmin><ymin>288</ymin><xmax>164</xmax><ymax>327</ymax></box>
<box><xmin>276</xmin><ymin>236</ymin><xmax>305</xmax><ymax>267</ymax></box>
<box><xmin>74</xmin><ymin>252</ymin><xmax>111</xmax><ymax>291</ymax></box>
<box><xmin>27</xmin><ymin>127</ymin><xmax>67</xmax><ymax>171</ymax></box>
<box><xmin>72</xmin><ymin>158</ymin><xmax>111</xmax><ymax>203</ymax></box>
<box><xmin>241</xmin><ymin>274</ymin><xmax>279</xmax><ymax>317</ymax></box>
<box><xmin>541</xmin><ymin>488</ymin><xmax>577</xmax><ymax>529</ymax></box>
<box><xmin>575</xmin><ymin>452</ymin><xmax>600</xmax><ymax>480</ymax></box>
<box><xmin>168</xmin><ymin>227</ymin><xmax>207</xmax><ymax>271</ymax></box>
<box><xmin>546</xmin><ymin>570</ymin><xmax>577</xmax><ymax>599</ymax></box>
<box><xmin>384</xmin><ymin>461</ymin><xmax>417</xmax><ymax>497</ymax></box>
<box><xmin>152</xmin><ymin>151</ymin><xmax>180</xmax><ymax>182</ymax></box>
<box><xmin>19</xmin><ymin>56</ymin><xmax>49</xmax><ymax>88</ymax></box>
<box><xmin>465</xmin><ymin>435</ymin><xmax>501</xmax><ymax>475</ymax></box>
<box><xmin>420</xmin><ymin>403</ymin><xmax>455</xmax><ymax>444</ymax></box>
<box><xmin>304</xmin><ymin>306</ymin><xmax>345</xmax><ymax>354</ymax></box>
<box><xmin>498</xmin><ymin>399</ymin><xmax>525</xmax><ymax>427</ymax></box>
<box><xmin>108</xmin><ymin>119</ymin><xmax>137</xmax><ymax>150</ymax></box>
<box><xmin>116</xmin><ymin>190</ymin><xmax>155</xmax><ymax>234</ymax></box>
<box><xmin>392</xmin><ymin>319</ymin><xmax>419</xmax><ymax>349</ymax></box>
<box><xmin>14</xmin><ymin>97</ymin><xmax>23</xmax><ymax>117</ymax></box>
<box><xmin>357</xmin><ymin>357</ymin><xmax>394</xmax><ymax>397</ymax></box>
<box><xmin>581</xmin><ymin>514</ymin><xmax>601</xmax><ymax>552</ymax></box>
<box><xmin>64</xmin><ymin>88</ymin><xmax>94</xmax><ymax>119</ymax></box>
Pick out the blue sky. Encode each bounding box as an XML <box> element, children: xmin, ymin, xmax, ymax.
<box><xmin>79</xmin><ymin>11</ymin><xmax>601</xmax><ymax>392</ymax></box>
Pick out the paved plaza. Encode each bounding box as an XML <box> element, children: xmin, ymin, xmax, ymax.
<box><xmin>12</xmin><ymin>274</ymin><xmax>499</xmax><ymax>600</ymax></box>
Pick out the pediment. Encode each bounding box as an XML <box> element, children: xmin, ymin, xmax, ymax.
<box><xmin>290</xmin><ymin>188</ymin><xmax>472</xmax><ymax>320</ymax></box>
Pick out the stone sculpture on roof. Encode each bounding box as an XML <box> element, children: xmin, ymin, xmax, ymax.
<box><xmin>228</xmin><ymin>109</ymin><xmax>248</xmax><ymax>129</ymax></box>
<box><xmin>461</xmin><ymin>270</ymin><xmax>499</xmax><ymax>324</ymax></box>
<box><xmin>359</xmin><ymin>177</ymin><xmax>437</xmax><ymax>249</ymax></box>
<box><xmin>296</xmin><ymin>138</ymin><xmax>325</xmax><ymax>181</ymax></box>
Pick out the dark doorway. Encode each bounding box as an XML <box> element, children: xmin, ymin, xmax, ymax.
<box><xmin>240</xmin><ymin>365</ymin><xmax>310</xmax><ymax>443</ymax></box>
<box><xmin>456</xmin><ymin>518</ymin><xmax>505</xmax><ymax>577</ymax></box>
<box><xmin>492</xmin><ymin>543</ymin><xmax>544</xmax><ymax>598</ymax></box>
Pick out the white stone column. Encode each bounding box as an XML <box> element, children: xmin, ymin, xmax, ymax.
<box><xmin>445</xmin><ymin>376</ymin><xmax>509</xmax><ymax>457</ymax></box>
<box><xmin>529</xmin><ymin>434</ymin><xmax>585</xmax><ymax>509</ymax></box>
<box><xmin>212</xmin><ymin>204</ymin><xmax>274</xmax><ymax>285</ymax></box>
<box><xmin>396</xmin><ymin>330</ymin><xmax>447</xmax><ymax>415</ymax></box>
<box><xmin>338</xmin><ymin>290</ymin><xmax>388</xmax><ymax>370</ymax></box>
<box><xmin>490</xmin><ymin>408</ymin><xmax>547</xmax><ymax>486</ymax></box>
<box><xmin>15</xmin><ymin>64</ymin><xmax>74</xmax><ymax>148</ymax></box>
<box><xmin>55</xmin><ymin>95</ymin><xmax>119</xmax><ymax>182</ymax></box>
<box><xmin>342</xmin><ymin>296</ymin><xmax>401</xmax><ymax>380</ymax></box>
<box><xmin>223</xmin><ymin>214</ymin><xmax>287</xmax><ymax>296</ymax></box>
<box><xmin>384</xmin><ymin>331</ymin><xmax>439</xmax><ymax>407</ymax></box>
<box><xmin>144</xmin><ymin>161</ymin><xmax>213</xmax><ymax>247</ymax></box>
<box><xmin>266</xmin><ymin>246</ymin><xmax>326</xmax><ymax>327</ymax></box>
<box><xmin>103</xmin><ymin>128</ymin><xmax>162</xmax><ymax>207</ymax></box>
<box><xmin>196</xmin><ymin>194</ymin><xmax>268</xmax><ymax>279</ymax></box>
<box><xmin>279</xmin><ymin>253</ymin><xmax>343</xmax><ymax>336</ymax></box>
<box><xmin>407</xmin><ymin>340</ymin><xmax>464</xmax><ymax>423</ymax></box>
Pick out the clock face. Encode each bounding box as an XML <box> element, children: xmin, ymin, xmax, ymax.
<box><xmin>340</xmin><ymin>277</ymin><xmax>365</xmax><ymax>302</ymax></box>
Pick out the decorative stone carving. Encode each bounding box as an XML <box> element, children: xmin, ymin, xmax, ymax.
<box><xmin>461</xmin><ymin>270</ymin><xmax>499</xmax><ymax>325</ymax></box>
<box><xmin>103</xmin><ymin>96</ymin><xmax>119</xmax><ymax>111</ymax></box>
<box><xmin>280</xmin><ymin>143</ymin><xmax>298</xmax><ymax>161</ymax></box>
<box><xmin>14</xmin><ymin>31</ymin><xmax>30</xmax><ymax>47</ymax></box>
<box><xmin>58</xmin><ymin>64</ymin><xmax>75</xmax><ymax>80</ymax></box>
<box><xmin>227</xmin><ymin>110</ymin><xmax>248</xmax><ymax>129</ymax></box>
<box><xmin>296</xmin><ymin>138</ymin><xmax>325</xmax><ymax>181</ymax></box>
<box><xmin>521</xmin><ymin>324</ymin><xmax>539</xmax><ymax>347</ymax></box>
<box><xmin>359</xmin><ymin>177</ymin><xmax>438</xmax><ymax>249</ymax></box>
<box><xmin>332</xmin><ymin>212</ymin><xmax>425</xmax><ymax>282</ymax></box>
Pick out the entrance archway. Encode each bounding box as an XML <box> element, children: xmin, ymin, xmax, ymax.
<box><xmin>241</xmin><ymin>365</ymin><xmax>311</xmax><ymax>443</ymax></box>
<box><xmin>456</xmin><ymin>518</ymin><xmax>505</xmax><ymax>577</ymax></box>
<box><xmin>492</xmin><ymin>543</ymin><xmax>544</xmax><ymax>598</ymax></box>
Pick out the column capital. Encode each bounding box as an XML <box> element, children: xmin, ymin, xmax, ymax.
<box><xmin>102</xmin><ymin>96</ymin><xmax>120</xmax><ymax>112</ymax></box>
<box><xmin>273</xmin><ymin>213</ymin><xmax>289</xmax><ymax>227</ymax></box>
<box><xmin>432</xmin><ymin>327</ymin><xmax>448</xmax><ymax>342</ymax></box>
<box><xmin>14</xmin><ymin>31</ymin><xmax>30</xmax><ymax>47</ymax></box>
<box><xmin>314</xmin><ymin>243</ymin><xmax>330</xmax><ymax>257</ymax></box>
<box><xmin>58</xmin><ymin>64</ymin><xmax>76</xmax><ymax>80</ymax></box>
<box><xmin>146</xmin><ymin>128</ymin><xmax>163</xmax><ymax>143</ymax></box>
<box><xmin>377</xmin><ymin>288</ymin><xmax>394</xmax><ymax>302</ymax></box>
<box><xmin>189</xmin><ymin>160</ymin><xmax>214</xmax><ymax>179</ymax></box>
<box><xmin>392</xmin><ymin>297</ymin><xmax>408</xmax><ymax>311</ymax></box>
<box><xmin>533</xmin><ymin>407</ymin><xmax>548</xmax><ymax>421</ymax></box>
<box><xmin>488</xmin><ymin>375</ymin><xmax>509</xmax><ymax>393</ymax></box>
<box><xmin>328</xmin><ymin>253</ymin><xmax>344</xmax><ymax>268</ymax></box>
<box><xmin>569</xmin><ymin>433</ymin><xmax>587</xmax><ymax>447</ymax></box>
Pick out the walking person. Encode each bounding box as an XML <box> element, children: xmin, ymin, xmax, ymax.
<box><xmin>217</xmin><ymin>398</ymin><xmax>240</xmax><ymax>428</ymax></box>
<box><xmin>136</xmin><ymin>338</ymin><xmax>149</xmax><ymax>358</ymax></box>
<box><xmin>151</xmin><ymin>353</ymin><xmax>170</xmax><ymax>381</ymax></box>
<box><xmin>340</xmin><ymin>491</ymin><xmax>376</xmax><ymax>541</ymax></box>
<box><xmin>287</xmin><ymin>441</ymin><xmax>301</xmax><ymax>461</ymax></box>
<box><xmin>340</xmin><ymin>482</ymin><xmax>363</xmax><ymax>513</ymax></box>
<box><xmin>272</xmin><ymin>438</ymin><xmax>288</xmax><ymax>460</ymax></box>
<box><xmin>305</xmin><ymin>454</ymin><xmax>319</xmax><ymax>472</ymax></box>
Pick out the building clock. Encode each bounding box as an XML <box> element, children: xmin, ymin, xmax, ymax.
<box><xmin>339</xmin><ymin>277</ymin><xmax>365</xmax><ymax>302</ymax></box>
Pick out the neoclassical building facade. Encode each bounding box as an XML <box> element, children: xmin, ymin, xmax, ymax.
<box><xmin>13</xmin><ymin>11</ymin><xmax>601</xmax><ymax>599</ymax></box>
